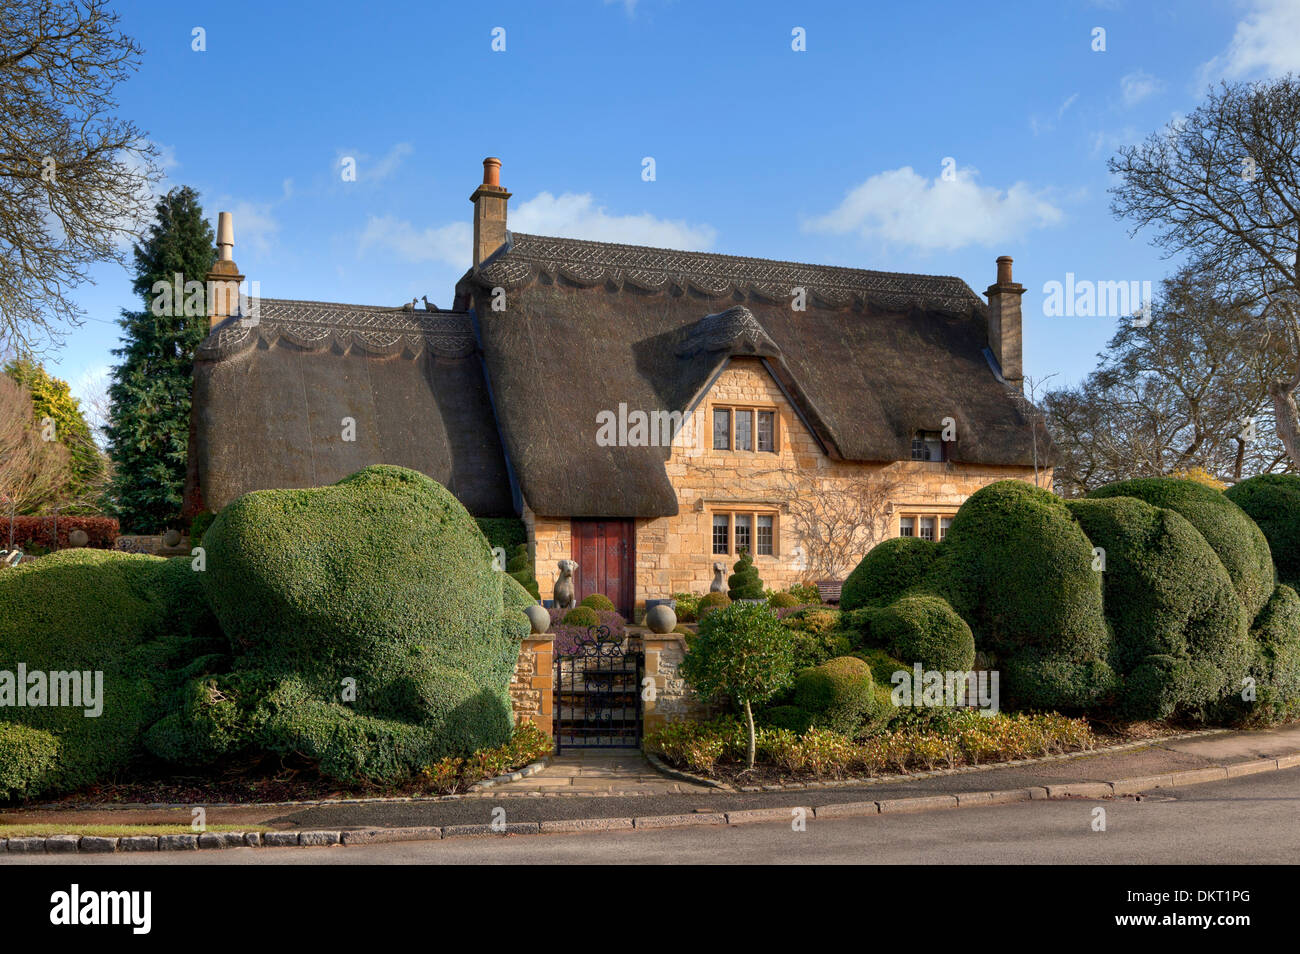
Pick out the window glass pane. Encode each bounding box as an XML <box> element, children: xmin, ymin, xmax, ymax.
<box><xmin>926</xmin><ymin>437</ymin><xmax>944</xmax><ymax>461</ymax></box>
<box><xmin>911</xmin><ymin>436</ymin><xmax>927</xmax><ymax>460</ymax></box>
<box><xmin>712</xmin><ymin>514</ymin><xmax>729</xmax><ymax>554</ymax></box>
<box><xmin>756</xmin><ymin>515</ymin><xmax>774</xmax><ymax>555</ymax></box>
<box><xmin>735</xmin><ymin>410</ymin><xmax>753</xmax><ymax>451</ymax></box>
<box><xmin>919</xmin><ymin>516</ymin><xmax>935</xmax><ymax>541</ymax></box>
<box><xmin>939</xmin><ymin>517</ymin><xmax>952</xmax><ymax>541</ymax></box>
<box><xmin>900</xmin><ymin>517</ymin><xmax>915</xmax><ymax>537</ymax></box>
<box><xmin>712</xmin><ymin>409</ymin><xmax>730</xmax><ymax>450</ymax></box>
<box><xmin>757</xmin><ymin>411</ymin><xmax>775</xmax><ymax>452</ymax></box>
<box><xmin>735</xmin><ymin>514</ymin><xmax>752</xmax><ymax>553</ymax></box>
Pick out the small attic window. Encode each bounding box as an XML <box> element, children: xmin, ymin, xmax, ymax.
<box><xmin>911</xmin><ymin>431</ymin><xmax>946</xmax><ymax>462</ymax></box>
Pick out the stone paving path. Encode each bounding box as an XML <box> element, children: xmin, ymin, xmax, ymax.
<box><xmin>479</xmin><ymin>748</ymin><xmax>710</xmax><ymax>796</ymax></box>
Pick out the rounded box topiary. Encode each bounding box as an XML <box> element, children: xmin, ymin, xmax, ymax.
<box><xmin>1246</xmin><ymin>583</ymin><xmax>1300</xmax><ymax>723</ymax></box>
<box><xmin>697</xmin><ymin>591</ymin><xmax>732</xmax><ymax>618</ymax></box>
<box><xmin>768</xmin><ymin>591</ymin><xmax>802</xmax><ymax>609</ymax></box>
<box><xmin>1225</xmin><ymin>474</ymin><xmax>1300</xmax><ymax>589</ymax></box>
<box><xmin>759</xmin><ymin>704</ymin><xmax>814</xmax><ymax>734</ymax></box>
<box><xmin>1066</xmin><ymin>496</ymin><xmax>1251</xmax><ymax>716</ymax></box>
<box><xmin>580</xmin><ymin>593</ymin><xmax>616</xmax><ymax>613</ymax></box>
<box><xmin>872</xmin><ymin>594</ymin><xmax>975</xmax><ymax>672</ymax></box>
<box><xmin>1088</xmin><ymin>477</ymin><xmax>1275</xmax><ymax>620</ymax></box>
<box><xmin>840</xmin><ymin>536</ymin><xmax>940</xmax><ymax>612</ymax></box>
<box><xmin>562</xmin><ymin>605</ymin><xmax>601</xmax><ymax>628</ymax></box>
<box><xmin>792</xmin><ymin>656</ymin><xmax>877</xmax><ymax>737</ymax></box>
<box><xmin>196</xmin><ymin>465</ymin><xmax>530</xmax><ymax>783</ymax></box>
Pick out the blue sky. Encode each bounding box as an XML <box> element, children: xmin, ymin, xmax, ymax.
<box><xmin>48</xmin><ymin>0</ymin><xmax>1300</xmax><ymax>418</ymax></box>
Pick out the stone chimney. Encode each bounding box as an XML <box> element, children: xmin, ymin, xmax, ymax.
<box><xmin>206</xmin><ymin>211</ymin><xmax>245</xmax><ymax>330</ymax></box>
<box><xmin>985</xmin><ymin>255</ymin><xmax>1024</xmax><ymax>385</ymax></box>
<box><xmin>470</xmin><ymin>157</ymin><xmax>511</xmax><ymax>269</ymax></box>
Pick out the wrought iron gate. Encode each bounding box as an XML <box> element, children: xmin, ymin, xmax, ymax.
<box><xmin>555</xmin><ymin>626</ymin><xmax>643</xmax><ymax>751</ymax></box>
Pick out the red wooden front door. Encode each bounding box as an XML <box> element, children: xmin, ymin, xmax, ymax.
<box><xmin>570</xmin><ymin>519</ymin><xmax>635</xmax><ymax>617</ymax></box>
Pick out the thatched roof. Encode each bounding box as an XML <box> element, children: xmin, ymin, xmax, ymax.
<box><xmin>186</xmin><ymin>298</ymin><xmax>514</xmax><ymax>516</ymax></box>
<box><xmin>456</xmin><ymin>232</ymin><xmax>1048</xmax><ymax>519</ymax></box>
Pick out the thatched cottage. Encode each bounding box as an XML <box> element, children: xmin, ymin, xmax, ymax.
<box><xmin>185</xmin><ymin>158</ymin><xmax>1052</xmax><ymax>615</ymax></box>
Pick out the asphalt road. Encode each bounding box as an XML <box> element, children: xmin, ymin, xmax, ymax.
<box><xmin>8</xmin><ymin>765</ymin><xmax>1299</xmax><ymax>865</ymax></box>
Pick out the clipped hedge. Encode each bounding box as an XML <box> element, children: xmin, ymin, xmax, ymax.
<box><xmin>0</xmin><ymin>723</ymin><xmax>61</xmax><ymax>801</ymax></box>
<box><xmin>792</xmin><ymin>656</ymin><xmax>876</xmax><ymax>737</ymax></box>
<box><xmin>1225</xmin><ymin>474</ymin><xmax>1300</xmax><ymax>588</ymax></box>
<box><xmin>475</xmin><ymin>517</ymin><xmax>528</xmax><ymax>552</ymax></box>
<box><xmin>1088</xmin><ymin>477</ymin><xmax>1275</xmax><ymax>620</ymax></box>
<box><xmin>580</xmin><ymin>593</ymin><xmax>616</xmax><ymax>613</ymax></box>
<box><xmin>840</xmin><ymin>536</ymin><xmax>939</xmax><ymax>612</ymax></box>
<box><xmin>0</xmin><ymin>549</ymin><xmax>218</xmax><ymax>796</ymax></box>
<box><xmin>1066</xmin><ymin>496</ymin><xmax>1250</xmax><ymax>719</ymax></box>
<box><xmin>1248</xmin><ymin>584</ymin><xmax>1300</xmax><ymax>722</ymax></box>
<box><xmin>871</xmin><ymin>594</ymin><xmax>975</xmax><ymax>672</ymax></box>
<box><xmin>697</xmin><ymin>591</ymin><xmax>731</xmax><ymax>618</ymax></box>
<box><xmin>1</xmin><ymin>515</ymin><xmax>119</xmax><ymax>551</ymax></box>
<box><xmin>194</xmin><ymin>466</ymin><xmax>528</xmax><ymax>782</ymax></box>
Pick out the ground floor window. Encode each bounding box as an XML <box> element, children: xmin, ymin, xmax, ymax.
<box><xmin>711</xmin><ymin>510</ymin><xmax>778</xmax><ymax>557</ymax></box>
<box><xmin>898</xmin><ymin>511</ymin><xmax>956</xmax><ymax>541</ymax></box>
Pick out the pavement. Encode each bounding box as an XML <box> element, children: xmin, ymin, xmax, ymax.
<box><xmin>5</xmin><ymin>723</ymin><xmax>1300</xmax><ymax>839</ymax></box>
<box><xmin>9</xmin><ymin>766</ymin><xmax>1300</xmax><ymax>864</ymax></box>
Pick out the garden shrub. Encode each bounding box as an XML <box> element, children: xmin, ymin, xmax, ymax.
<box><xmin>786</xmin><ymin>581</ymin><xmax>822</xmax><ymax>605</ymax></box>
<box><xmin>1089</xmin><ymin>477</ymin><xmax>1275</xmax><ymax>620</ymax></box>
<box><xmin>1066</xmin><ymin>496</ymin><xmax>1251</xmax><ymax>718</ymax></box>
<box><xmin>475</xmin><ymin>517</ymin><xmax>528</xmax><ymax>552</ymax></box>
<box><xmin>672</xmin><ymin>592</ymin><xmax>700</xmax><ymax>622</ymax></box>
<box><xmin>562</xmin><ymin>605</ymin><xmax>600</xmax><ymax>628</ymax></box>
<box><xmin>929</xmin><ymin>480</ymin><xmax>1113</xmax><ymax>710</ymax></box>
<box><xmin>871</xmin><ymin>594</ymin><xmax>975</xmax><ymax>671</ymax></box>
<box><xmin>768</xmin><ymin>591</ymin><xmax>802</xmax><ymax>609</ymax></box>
<box><xmin>1225</xmin><ymin>474</ymin><xmax>1300</xmax><ymax>588</ymax></box>
<box><xmin>727</xmin><ymin>549</ymin><xmax>764</xmax><ymax>601</ymax></box>
<box><xmin>840</xmin><ymin>536</ymin><xmax>939</xmax><ymax>612</ymax></box>
<box><xmin>504</xmin><ymin>544</ymin><xmax>540</xmax><ymax>601</ymax></box>
<box><xmin>2</xmin><ymin>515</ymin><xmax>119</xmax><ymax>551</ymax></box>
<box><xmin>696</xmin><ymin>591</ymin><xmax>731</xmax><ymax>618</ymax></box>
<box><xmin>792</xmin><ymin>656</ymin><xmax>876</xmax><ymax>737</ymax></box>
<box><xmin>195</xmin><ymin>466</ymin><xmax>529</xmax><ymax>783</ymax></box>
<box><xmin>759</xmin><ymin>704</ymin><xmax>815</xmax><ymax>735</ymax></box>
<box><xmin>189</xmin><ymin>510</ymin><xmax>216</xmax><ymax>546</ymax></box>
<box><xmin>580</xmin><ymin>593</ymin><xmax>616</xmax><ymax>613</ymax></box>
<box><xmin>0</xmin><ymin>723</ymin><xmax>60</xmax><ymax>801</ymax></box>
<box><xmin>787</xmin><ymin>629</ymin><xmax>853</xmax><ymax>671</ymax></box>
<box><xmin>0</xmin><ymin>549</ymin><xmax>217</xmax><ymax>796</ymax></box>
<box><xmin>781</xmin><ymin>606</ymin><xmax>840</xmax><ymax>635</ymax></box>
<box><xmin>1246</xmin><ymin>584</ymin><xmax>1300</xmax><ymax>723</ymax></box>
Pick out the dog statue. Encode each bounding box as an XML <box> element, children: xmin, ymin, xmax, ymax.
<box><xmin>554</xmin><ymin>559</ymin><xmax>579</xmax><ymax>609</ymax></box>
<box><xmin>709</xmin><ymin>561</ymin><xmax>726</xmax><ymax>593</ymax></box>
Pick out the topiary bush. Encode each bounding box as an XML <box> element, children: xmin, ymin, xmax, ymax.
<box><xmin>871</xmin><ymin>594</ymin><xmax>975</xmax><ymax>672</ymax></box>
<box><xmin>193</xmin><ymin>465</ymin><xmax>529</xmax><ymax>783</ymax></box>
<box><xmin>0</xmin><ymin>549</ymin><xmax>220</xmax><ymax>797</ymax></box>
<box><xmin>1246</xmin><ymin>584</ymin><xmax>1300</xmax><ymax>723</ymax></box>
<box><xmin>580</xmin><ymin>593</ymin><xmax>616</xmax><ymax>613</ymax></box>
<box><xmin>768</xmin><ymin>591</ymin><xmax>802</xmax><ymax>609</ymax></box>
<box><xmin>1066</xmin><ymin>495</ymin><xmax>1252</xmax><ymax>719</ymax></box>
<box><xmin>792</xmin><ymin>656</ymin><xmax>877</xmax><ymax>737</ymax></box>
<box><xmin>840</xmin><ymin>536</ymin><xmax>940</xmax><ymax>612</ymax></box>
<box><xmin>759</xmin><ymin>704</ymin><xmax>814</xmax><ymax>735</ymax></box>
<box><xmin>697</xmin><ymin>591</ymin><xmax>732</xmax><ymax>618</ymax></box>
<box><xmin>727</xmin><ymin>549</ymin><xmax>764</xmax><ymax>601</ymax></box>
<box><xmin>0</xmin><ymin>723</ymin><xmax>61</xmax><ymax>801</ymax></box>
<box><xmin>1225</xmin><ymin>474</ymin><xmax>1300</xmax><ymax>588</ymax></box>
<box><xmin>927</xmin><ymin>480</ymin><xmax>1114</xmax><ymax>710</ymax></box>
<box><xmin>1088</xmin><ymin>477</ymin><xmax>1275</xmax><ymax>620</ymax></box>
<box><xmin>504</xmin><ymin>544</ymin><xmax>540</xmax><ymax>601</ymax></box>
<box><xmin>562</xmin><ymin>605</ymin><xmax>601</xmax><ymax>628</ymax></box>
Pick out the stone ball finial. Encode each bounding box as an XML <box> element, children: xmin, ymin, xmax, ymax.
<box><xmin>68</xmin><ymin>529</ymin><xmax>89</xmax><ymax>548</ymax></box>
<box><xmin>646</xmin><ymin>603</ymin><xmax>677</xmax><ymax>635</ymax></box>
<box><xmin>524</xmin><ymin>603</ymin><xmax>551</xmax><ymax>635</ymax></box>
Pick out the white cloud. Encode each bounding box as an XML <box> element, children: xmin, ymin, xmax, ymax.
<box><xmin>225</xmin><ymin>200</ymin><xmax>280</xmax><ymax>258</ymax></box>
<box><xmin>803</xmin><ymin>166</ymin><xmax>1064</xmax><ymax>252</ymax></box>
<box><xmin>1201</xmin><ymin>0</ymin><xmax>1300</xmax><ymax>82</ymax></box>
<box><xmin>335</xmin><ymin>142</ymin><xmax>413</xmax><ymax>183</ymax></box>
<box><xmin>359</xmin><ymin>216</ymin><xmax>471</xmax><ymax>268</ymax></box>
<box><xmin>1120</xmin><ymin>69</ymin><xmax>1164</xmax><ymax>106</ymax></box>
<box><xmin>359</xmin><ymin>192</ymin><xmax>716</xmax><ymax>268</ymax></box>
<box><xmin>1058</xmin><ymin>92</ymin><xmax>1080</xmax><ymax>118</ymax></box>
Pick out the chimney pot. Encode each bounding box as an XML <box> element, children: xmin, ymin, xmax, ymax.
<box><xmin>996</xmin><ymin>255</ymin><xmax>1013</xmax><ymax>285</ymax></box>
<box><xmin>217</xmin><ymin>211</ymin><xmax>234</xmax><ymax>262</ymax></box>
<box><xmin>483</xmin><ymin>157</ymin><xmax>502</xmax><ymax>188</ymax></box>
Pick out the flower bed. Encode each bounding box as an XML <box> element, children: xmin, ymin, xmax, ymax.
<box><xmin>644</xmin><ymin>711</ymin><xmax>1095</xmax><ymax>784</ymax></box>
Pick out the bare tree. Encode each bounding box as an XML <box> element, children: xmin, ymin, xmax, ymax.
<box><xmin>1109</xmin><ymin>76</ymin><xmax>1300</xmax><ymax>469</ymax></box>
<box><xmin>774</xmin><ymin>470</ymin><xmax>902</xmax><ymax>581</ymax></box>
<box><xmin>0</xmin><ymin>372</ymin><xmax>72</xmax><ymax>514</ymax></box>
<box><xmin>0</xmin><ymin>0</ymin><xmax>161</xmax><ymax>352</ymax></box>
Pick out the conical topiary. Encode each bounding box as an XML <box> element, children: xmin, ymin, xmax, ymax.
<box><xmin>728</xmin><ymin>548</ymin><xmax>764</xmax><ymax>601</ymax></box>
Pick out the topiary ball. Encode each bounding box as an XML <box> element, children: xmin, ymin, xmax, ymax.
<box><xmin>697</xmin><ymin>591</ymin><xmax>732</xmax><ymax>618</ymax></box>
<box><xmin>562</xmin><ymin>605</ymin><xmax>601</xmax><ymax>628</ymax></box>
<box><xmin>840</xmin><ymin>536</ymin><xmax>940</xmax><ymax>612</ymax></box>
<box><xmin>872</xmin><ymin>594</ymin><xmax>975</xmax><ymax>671</ymax></box>
<box><xmin>768</xmin><ymin>591</ymin><xmax>802</xmax><ymax>609</ymax></box>
<box><xmin>580</xmin><ymin>593</ymin><xmax>616</xmax><ymax>613</ymax></box>
<box><xmin>792</xmin><ymin>656</ymin><xmax>876</xmax><ymax>736</ymax></box>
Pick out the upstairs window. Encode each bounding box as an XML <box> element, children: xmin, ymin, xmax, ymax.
<box><xmin>713</xmin><ymin>409</ymin><xmax>731</xmax><ymax>450</ymax></box>
<box><xmin>757</xmin><ymin>411</ymin><xmax>775</xmax><ymax>452</ymax></box>
<box><xmin>735</xmin><ymin>410</ymin><xmax>753</xmax><ymax>451</ymax></box>
<box><xmin>911</xmin><ymin>430</ymin><xmax>946</xmax><ymax>462</ymax></box>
